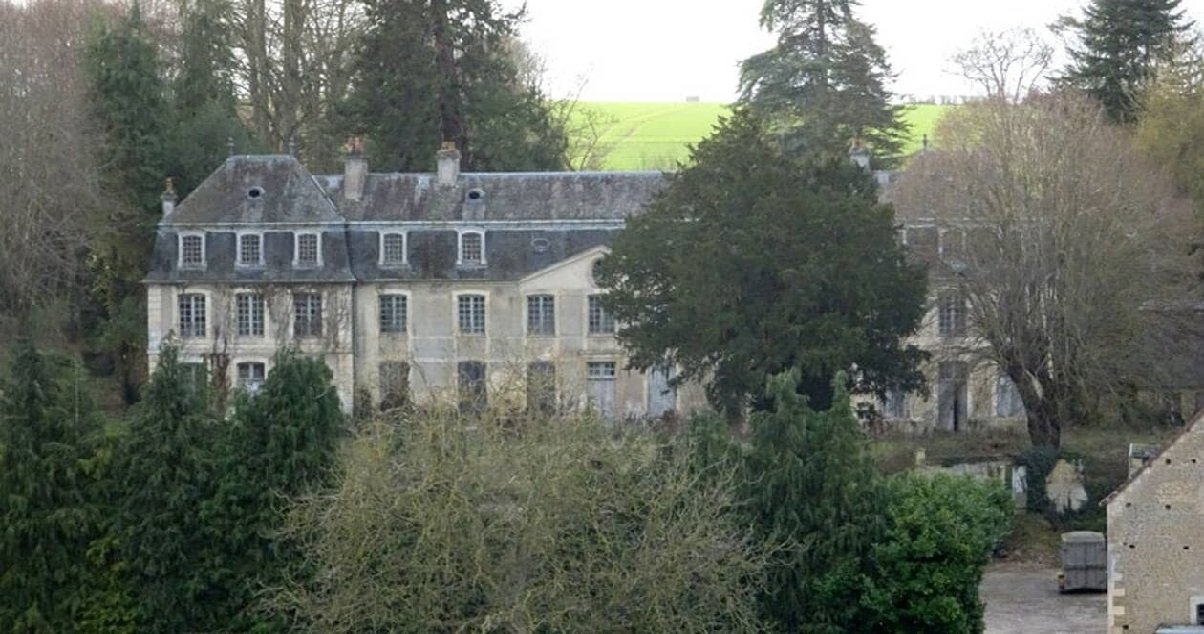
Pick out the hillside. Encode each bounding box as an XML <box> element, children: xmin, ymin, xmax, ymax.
<box><xmin>567</xmin><ymin>102</ymin><xmax>951</xmax><ymax>171</ymax></box>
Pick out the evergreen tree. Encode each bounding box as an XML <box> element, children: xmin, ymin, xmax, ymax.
<box><xmin>1058</xmin><ymin>0</ymin><xmax>1193</xmax><ymax>123</ymax></box>
<box><xmin>344</xmin><ymin>0</ymin><xmax>568</xmax><ymax>171</ymax></box>
<box><xmin>110</xmin><ymin>345</ymin><xmax>222</xmax><ymax>632</ymax></box>
<box><xmin>742</xmin><ymin>370</ymin><xmax>887</xmax><ymax>632</ymax></box>
<box><xmin>204</xmin><ymin>350</ymin><xmax>344</xmax><ymax>628</ymax></box>
<box><xmin>739</xmin><ymin>0</ymin><xmax>906</xmax><ymax>163</ymax></box>
<box><xmin>84</xmin><ymin>5</ymin><xmax>173</xmax><ymax>404</ymax></box>
<box><xmin>0</xmin><ymin>339</ymin><xmax>103</xmax><ymax>632</ymax></box>
<box><xmin>597</xmin><ymin>110</ymin><xmax>927</xmax><ymax>416</ymax></box>
<box><xmin>169</xmin><ymin>0</ymin><xmax>258</xmax><ymax>195</ymax></box>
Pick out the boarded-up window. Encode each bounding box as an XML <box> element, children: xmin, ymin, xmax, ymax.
<box><xmin>996</xmin><ymin>373</ymin><xmax>1024</xmax><ymax>417</ymax></box>
<box><xmin>458</xmin><ymin>361</ymin><xmax>487</xmax><ymax>414</ymax></box>
<box><xmin>527</xmin><ymin>361</ymin><xmax>556</xmax><ymax>414</ymax></box>
<box><xmin>587</xmin><ymin>361</ymin><xmax>617</xmax><ymax>419</ymax></box>
<box><xmin>938</xmin><ymin>362</ymin><xmax>968</xmax><ymax>431</ymax></box>
<box><xmin>379</xmin><ymin>361</ymin><xmax>410</xmax><ymax>410</ymax></box>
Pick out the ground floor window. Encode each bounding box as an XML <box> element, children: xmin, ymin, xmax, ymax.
<box><xmin>527</xmin><ymin>361</ymin><xmax>556</xmax><ymax>414</ymax></box>
<box><xmin>379</xmin><ymin>361</ymin><xmax>410</xmax><ymax>410</ymax></box>
<box><xmin>458</xmin><ymin>361</ymin><xmax>487</xmax><ymax>415</ymax></box>
<box><xmin>587</xmin><ymin>361</ymin><xmax>617</xmax><ymax>419</ymax></box>
<box><xmin>237</xmin><ymin>361</ymin><xmax>266</xmax><ymax>394</ymax></box>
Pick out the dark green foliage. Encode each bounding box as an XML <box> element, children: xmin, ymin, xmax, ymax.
<box><xmin>741</xmin><ymin>370</ymin><xmax>888</xmax><ymax>632</ymax></box>
<box><xmin>204</xmin><ymin>350</ymin><xmax>344</xmax><ymax>628</ymax></box>
<box><xmin>863</xmin><ymin>474</ymin><xmax>1013</xmax><ymax>633</ymax></box>
<box><xmin>1017</xmin><ymin>445</ymin><xmax>1062</xmax><ymax>514</ymax></box>
<box><xmin>0</xmin><ymin>339</ymin><xmax>104</xmax><ymax>632</ymax></box>
<box><xmin>740</xmin><ymin>0</ymin><xmax>907</xmax><ymax>162</ymax></box>
<box><xmin>1059</xmin><ymin>0</ymin><xmax>1193</xmax><ymax>123</ymax></box>
<box><xmin>109</xmin><ymin>345</ymin><xmax>223</xmax><ymax>632</ymax></box>
<box><xmin>344</xmin><ymin>0</ymin><xmax>568</xmax><ymax>171</ymax></box>
<box><xmin>598</xmin><ymin>110</ymin><xmax>927</xmax><ymax>415</ymax></box>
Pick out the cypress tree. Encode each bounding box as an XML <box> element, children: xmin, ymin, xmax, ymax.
<box><xmin>110</xmin><ymin>345</ymin><xmax>222</xmax><ymax>632</ymax></box>
<box><xmin>739</xmin><ymin>0</ymin><xmax>907</xmax><ymax>163</ymax></box>
<box><xmin>344</xmin><ymin>0</ymin><xmax>568</xmax><ymax>171</ymax></box>
<box><xmin>0</xmin><ymin>339</ymin><xmax>103</xmax><ymax>631</ymax></box>
<box><xmin>1059</xmin><ymin>0</ymin><xmax>1193</xmax><ymax>123</ymax></box>
<box><xmin>742</xmin><ymin>370</ymin><xmax>887</xmax><ymax>632</ymax></box>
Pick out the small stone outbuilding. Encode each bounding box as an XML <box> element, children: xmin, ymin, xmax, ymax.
<box><xmin>1107</xmin><ymin>409</ymin><xmax>1204</xmax><ymax>633</ymax></box>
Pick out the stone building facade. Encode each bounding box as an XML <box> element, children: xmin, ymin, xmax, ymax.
<box><xmin>144</xmin><ymin>148</ymin><xmax>705</xmax><ymax>417</ymax></box>
<box><xmin>1106</xmin><ymin>410</ymin><xmax>1204</xmax><ymax>633</ymax></box>
<box><xmin>145</xmin><ymin>146</ymin><xmax>1033</xmax><ymax>429</ymax></box>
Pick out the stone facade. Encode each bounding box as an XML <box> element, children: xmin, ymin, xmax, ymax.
<box><xmin>144</xmin><ymin>150</ymin><xmax>706</xmax><ymax>417</ymax></box>
<box><xmin>1106</xmin><ymin>410</ymin><xmax>1204</xmax><ymax>633</ymax></box>
<box><xmin>145</xmin><ymin>148</ymin><xmax>1035</xmax><ymax>429</ymax></box>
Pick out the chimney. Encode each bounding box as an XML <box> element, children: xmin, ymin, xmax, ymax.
<box><xmin>437</xmin><ymin>141</ymin><xmax>461</xmax><ymax>186</ymax></box>
<box><xmin>849</xmin><ymin>137</ymin><xmax>871</xmax><ymax>170</ymax></box>
<box><xmin>160</xmin><ymin>177</ymin><xmax>178</xmax><ymax>217</ymax></box>
<box><xmin>343</xmin><ymin>136</ymin><xmax>367</xmax><ymax>202</ymax></box>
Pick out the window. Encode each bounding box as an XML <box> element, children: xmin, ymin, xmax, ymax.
<box><xmin>379</xmin><ymin>361</ymin><xmax>410</xmax><ymax>410</ymax></box>
<box><xmin>293</xmin><ymin>292</ymin><xmax>323</xmax><ymax>337</ymax></box>
<box><xmin>180</xmin><ymin>234</ymin><xmax>204</xmax><ymax>267</ymax></box>
<box><xmin>180</xmin><ymin>362</ymin><xmax>207</xmax><ymax>394</ymax></box>
<box><xmin>588</xmin><ymin>295</ymin><xmax>615</xmax><ymax>335</ymax></box>
<box><xmin>381</xmin><ymin>232</ymin><xmax>406</xmax><ymax>266</ymax></box>
<box><xmin>458</xmin><ymin>361</ymin><xmax>487</xmax><ymax>414</ymax></box>
<box><xmin>236</xmin><ymin>293</ymin><xmax>265</xmax><ymax>337</ymax></box>
<box><xmin>295</xmin><ymin>232</ymin><xmax>320</xmax><ymax>267</ymax></box>
<box><xmin>458</xmin><ymin>294</ymin><xmax>485</xmax><ymax>335</ymax></box>
<box><xmin>527</xmin><ymin>362</ymin><xmax>556</xmax><ymax>414</ymax></box>
<box><xmin>238</xmin><ymin>233</ymin><xmax>263</xmax><ymax>266</ymax></box>
<box><xmin>881</xmin><ymin>389</ymin><xmax>909</xmax><ymax>420</ymax></box>
<box><xmin>938</xmin><ymin>362</ymin><xmax>969</xmax><ymax>432</ymax></box>
<box><xmin>459</xmin><ymin>231</ymin><xmax>484</xmax><ymax>265</ymax></box>
<box><xmin>237</xmin><ymin>362</ymin><xmax>266</xmax><ymax>394</ymax></box>
<box><xmin>996</xmin><ymin>373</ymin><xmax>1024</xmax><ymax>418</ymax></box>
<box><xmin>527</xmin><ymin>294</ymin><xmax>555</xmax><ymax>336</ymax></box>
<box><xmin>379</xmin><ymin>294</ymin><xmax>407</xmax><ymax>334</ymax></box>
<box><xmin>178</xmin><ymin>293</ymin><xmax>206</xmax><ymax>338</ymax></box>
<box><xmin>587</xmin><ymin>361</ymin><xmax>616</xmax><ymax>379</ymax></box>
<box><xmin>938</xmin><ymin>291</ymin><xmax>966</xmax><ymax>337</ymax></box>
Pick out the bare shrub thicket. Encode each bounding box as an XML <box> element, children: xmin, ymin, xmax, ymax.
<box><xmin>892</xmin><ymin>93</ymin><xmax>1199</xmax><ymax>447</ymax></box>
<box><xmin>0</xmin><ymin>0</ymin><xmax>115</xmax><ymax>319</ymax></box>
<box><xmin>268</xmin><ymin>410</ymin><xmax>766</xmax><ymax>632</ymax></box>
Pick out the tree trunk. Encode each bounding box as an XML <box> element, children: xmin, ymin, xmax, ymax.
<box><xmin>430</xmin><ymin>0</ymin><xmax>467</xmax><ymax>163</ymax></box>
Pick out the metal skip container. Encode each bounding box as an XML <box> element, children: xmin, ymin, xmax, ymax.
<box><xmin>1058</xmin><ymin>531</ymin><xmax>1107</xmax><ymax>592</ymax></box>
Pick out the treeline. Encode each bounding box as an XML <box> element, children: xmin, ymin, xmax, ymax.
<box><xmin>0</xmin><ymin>0</ymin><xmax>570</xmax><ymax>397</ymax></box>
<box><xmin>0</xmin><ymin>341</ymin><xmax>1011</xmax><ymax>632</ymax></box>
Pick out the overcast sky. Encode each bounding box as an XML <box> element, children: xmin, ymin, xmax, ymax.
<box><xmin>504</xmin><ymin>0</ymin><xmax>1204</xmax><ymax>102</ymax></box>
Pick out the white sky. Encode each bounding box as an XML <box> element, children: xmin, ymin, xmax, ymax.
<box><xmin>505</xmin><ymin>0</ymin><xmax>1204</xmax><ymax>102</ymax></box>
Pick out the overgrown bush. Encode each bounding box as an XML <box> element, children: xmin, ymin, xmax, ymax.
<box><xmin>864</xmin><ymin>474</ymin><xmax>1013</xmax><ymax>632</ymax></box>
<box><xmin>269</xmin><ymin>408</ymin><xmax>766</xmax><ymax>632</ymax></box>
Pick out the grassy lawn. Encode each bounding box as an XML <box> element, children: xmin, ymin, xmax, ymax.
<box><xmin>569</xmin><ymin>101</ymin><xmax>952</xmax><ymax>171</ymax></box>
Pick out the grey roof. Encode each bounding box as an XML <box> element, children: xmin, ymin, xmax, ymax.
<box><xmin>316</xmin><ymin>171</ymin><xmax>664</xmax><ymax>222</ymax></box>
<box><xmin>165</xmin><ymin>155</ymin><xmax>343</xmax><ymax>226</ymax></box>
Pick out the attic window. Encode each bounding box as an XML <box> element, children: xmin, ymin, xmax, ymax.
<box><xmin>467</xmin><ymin>188</ymin><xmax>484</xmax><ymax>201</ymax></box>
<box><xmin>531</xmin><ymin>237</ymin><xmax>550</xmax><ymax>253</ymax></box>
<box><xmin>247</xmin><ymin>186</ymin><xmax>264</xmax><ymax>200</ymax></box>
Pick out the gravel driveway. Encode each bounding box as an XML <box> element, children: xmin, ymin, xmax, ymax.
<box><xmin>981</xmin><ymin>563</ymin><xmax>1106</xmax><ymax>634</ymax></box>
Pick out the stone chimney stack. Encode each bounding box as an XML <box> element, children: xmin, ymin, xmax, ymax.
<box><xmin>160</xmin><ymin>178</ymin><xmax>178</xmax><ymax>217</ymax></box>
<box><xmin>849</xmin><ymin>137</ymin><xmax>871</xmax><ymax>170</ymax></box>
<box><xmin>343</xmin><ymin>136</ymin><xmax>367</xmax><ymax>202</ymax></box>
<box><xmin>437</xmin><ymin>141</ymin><xmax>461</xmax><ymax>186</ymax></box>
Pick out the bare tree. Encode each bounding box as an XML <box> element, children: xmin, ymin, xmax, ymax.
<box><xmin>952</xmin><ymin>28</ymin><xmax>1053</xmax><ymax>102</ymax></box>
<box><xmin>0</xmin><ymin>0</ymin><xmax>115</xmax><ymax>321</ymax></box>
<box><xmin>892</xmin><ymin>94</ymin><xmax>1198</xmax><ymax>448</ymax></box>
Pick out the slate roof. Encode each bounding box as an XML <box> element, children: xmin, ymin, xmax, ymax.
<box><xmin>314</xmin><ymin>171</ymin><xmax>664</xmax><ymax>221</ymax></box>
<box><xmin>165</xmin><ymin>155</ymin><xmax>344</xmax><ymax>226</ymax></box>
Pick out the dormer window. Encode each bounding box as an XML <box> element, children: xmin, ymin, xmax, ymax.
<box><xmin>459</xmin><ymin>231</ymin><xmax>484</xmax><ymax>266</ymax></box>
<box><xmin>237</xmin><ymin>233</ymin><xmax>263</xmax><ymax>266</ymax></box>
<box><xmin>295</xmin><ymin>232</ymin><xmax>321</xmax><ymax>267</ymax></box>
<box><xmin>179</xmin><ymin>233</ymin><xmax>205</xmax><ymax>268</ymax></box>
<box><xmin>380</xmin><ymin>232</ymin><xmax>406</xmax><ymax>267</ymax></box>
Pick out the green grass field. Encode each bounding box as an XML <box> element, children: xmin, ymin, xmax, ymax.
<box><xmin>568</xmin><ymin>102</ymin><xmax>951</xmax><ymax>171</ymax></box>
